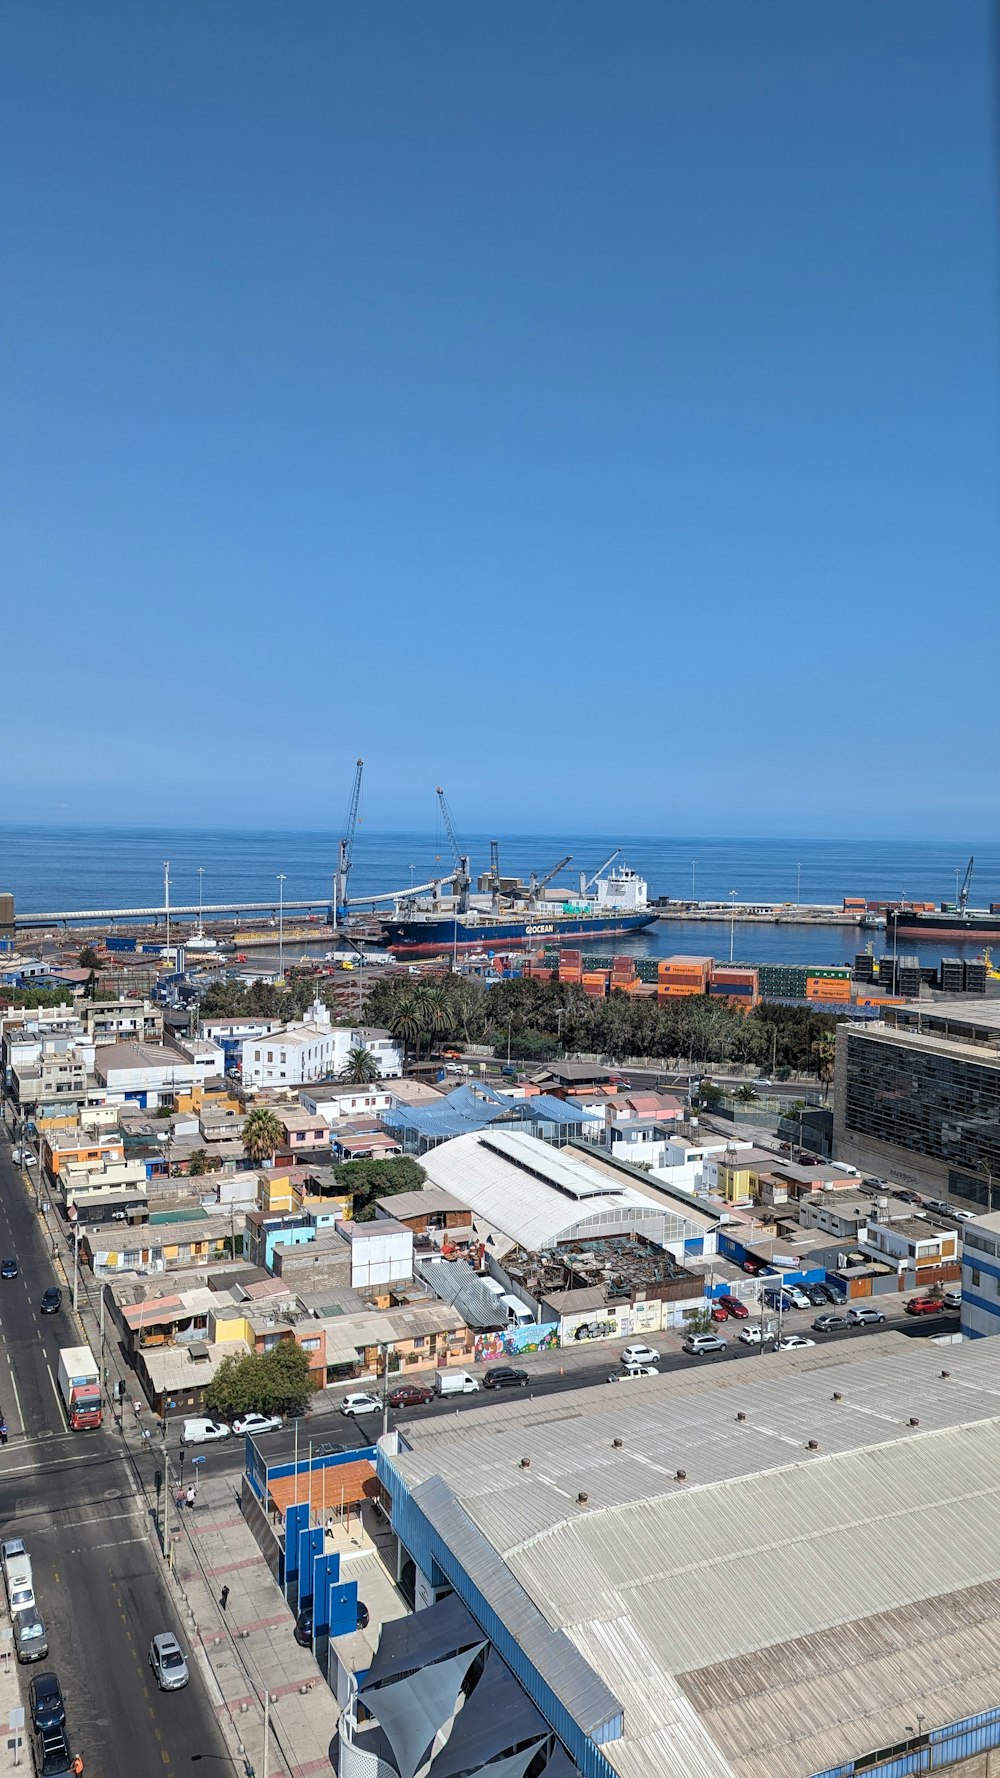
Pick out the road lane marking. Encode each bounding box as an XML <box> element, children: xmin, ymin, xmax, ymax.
<box><xmin>44</xmin><ymin>1361</ymin><xmax>64</xmax><ymax>1421</ymax></box>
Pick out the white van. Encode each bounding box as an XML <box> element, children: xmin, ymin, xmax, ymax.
<box><xmin>434</xmin><ymin>1371</ymin><xmax>480</xmax><ymax>1397</ymax></box>
<box><xmin>181</xmin><ymin>1417</ymin><xmax>231</xmax><ymax>1446</ymax></box>
<box><xmin>499</xmin><ymin>1294</ymin><xmax>534</xmax><ymax>1328</ymax></box>
<box><xmin>2</xmin><ymin>1547</ymin><xmax>34</xmax><ymax>1615</ymax></box>
<box><xmin>479</xmin><ymin>1278</ymin><xmax>506</xmax><ymax>1300</ymax></box>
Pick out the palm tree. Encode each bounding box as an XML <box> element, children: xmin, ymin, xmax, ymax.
<box><xmin>340</xmin><ymin>1045</ymin><xmax>380</xmax><ymax>1085</ymax></box>
<box><xmin>390</xmin><ymin>994</ymin><xmax>423</xmax><ymax>1061</ymax></box>
<box><xmin>420</xmin><ymin>981</ymin><xmax>454</xmax><ymax>1047</ymax></box>
<box><xmin>812</xmin><ymin>1032</ymin><xmax>837</xmax><ymax>1101</ymax></box>
<box><xmin>242</xmin><ymin>1106</ymin><xmax>285</xmax><ymax>1166</ymax></box>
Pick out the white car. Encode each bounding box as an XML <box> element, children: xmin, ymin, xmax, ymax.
<box><xmin>738</xmin><ymin>1326</ymin><xmax>764</xmax><ymax>1345</ymax></box>
<box><xmin>231</xmin><ymin>1412</ymin><xmax>283</xmax><ymax>1437</ymax></box>
<box><xmin>776</xmin><ymin>1335</ymin><xmax>815</xmax><ymax>1351</ymax></box>
<box><xmin>621</xmin><ymin>1343</ymin><xmax>660</xmax><ymax>1367</ymax></box>
<box><xmin>785</xmin><ymin>1287</ymin><xmax>812</xmax><ymax>1310</ymax></box>
<box><xmin>607</xmin><ymin>1364</ymin><xmax>660</xmax><ymax>1382</ymax></box>
<box><xmin>340</xmin><ymin>1393</ymin><xmax>381</xmax><ymax>1418</ymax></box>
<box><xmin>181</xmin><ymin>1417</ymin><xmax>231</xmax><ymax>1445</ymax></box>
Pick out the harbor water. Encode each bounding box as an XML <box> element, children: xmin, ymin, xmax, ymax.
<box><xmin>3</xmin><ymin>824</ymin><xmax>1000</xmax><ymax>972</ymax></box>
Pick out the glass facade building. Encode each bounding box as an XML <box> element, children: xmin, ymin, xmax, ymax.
<box><xmin>840</xmin><ymin>1027</ymin><xmax>1000</xmax><ymax>1205</ymax></box>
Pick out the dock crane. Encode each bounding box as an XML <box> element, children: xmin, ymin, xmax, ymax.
<box><xmin>333</xmin><ymin>758</ymin><xmax>364</xmax><ymax>924</ymax></box>
<box><xmin>487</xmin><ymin>840</ymin><xmax>502</xmax><ymax>913</ymax></box>
<box><xmin>528</xmin><ymin>854</ymin><xmax>573</xmax><ymax>906</ymax></box>
<box><xmin>435</xmin><ymin>787</ymin><xmax>471</xmax><ymax>914</ymax></box>
<box><xmin>958</xmin><ymin>855</ymin><xmax>975</xmax><ymax>915</ymax></box>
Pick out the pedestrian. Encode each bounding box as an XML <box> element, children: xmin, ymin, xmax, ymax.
<box><xmin>219</xmin><ymin>1586</ymin><xmax>230</xmax><ymax>1612</ymax></box>
<box><xmin>0</xmin><ymin>1422</ymin><xmax>8</xmax><ymax>1447</ymax></box>
<box><xmin>185</xmin><ymin>1486</ymin><xmax>195</xmax><ymax>1509</ymax></box>
<box><xmin>71</xmin><ymin>1756</ymin><xmax>83</xmax><ymax>1777</ymax></box>
<box><xmin>325</xmin><ymin>1516</ymin><xmax>335</xmax><ymax>1539</ymax></box>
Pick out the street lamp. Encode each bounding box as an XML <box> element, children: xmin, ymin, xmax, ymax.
<box><xmin>729</xmin><ymin>890</ymin><xmax>738</xmax><ymax>964</ymax></box>
<box><xmin>277</xmin><ymin>875</ymin><xmax>287</xmax><ymax>979</ymax></box>
<box><xmin>163</xmin><ymin>862</ymin><xmax>171</xmax><ymax>949</ymax></box>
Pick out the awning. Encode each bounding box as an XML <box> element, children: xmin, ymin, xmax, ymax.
<box><xmin>368</xmin><ymin>1641</ymin><xmax>486</xmax><ymax>1778</ymax></box>
<box><xmin>462</xmin><ymin>1741</ymin><xmax>547</xmax><ymax>1778</ymax></box>
<box><xmin>361</xmin><ymin>1593</ymin><xmax>481</xmax><ymax>1693</ymax></box>
<box><xmin>427</xmin><ymin>1650</ymin><xmax>549</xmax><ymax>1778</ymax></box>
<box><xmin>541</xmin><ymin>1747</ymin><xmax>584</xmax><ymax>1778</ymax></box>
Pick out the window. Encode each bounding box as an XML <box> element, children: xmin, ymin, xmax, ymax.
<box><xmin>299</xmin><ymin>1337</ymin><xmax>320</xmax><ymax>1352</ymax></box>
<box><xmin>972</xmin><ymin>1267</ymin><xmax>981</xmax><ymax>1287</ymax></box>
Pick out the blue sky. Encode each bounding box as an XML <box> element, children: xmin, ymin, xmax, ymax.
<box><xmin>2</xmin><ymin>3</ymin><xmax>998</xmax><ymax>839</ymax></box>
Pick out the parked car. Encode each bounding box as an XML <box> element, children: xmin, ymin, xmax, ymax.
<box><xmin>812</xmin><ymin>1313</ymin><xmax>850</xmax><ymax>1333</ymax></box>
<box><xmin>785</xmin><ymin>1286</ymin><xmax>812</xmax><ymax>1310</ymax></box>
<box><xmin>763</xmin><ymin>1291</ymin><xmax>796</xmax><ymax>1314</ymax></box>
<box><xmin>387</xmin><ymin>1383</ymin><xmax>434</xmax><ymax>1409</ymax></box>
<box><xmin>776</xmin><ymin>1334</ymin><xmax>815</xmax><ymax>1350</ymax></box>
<box><xmin>943</xmin><ymin>1291</ymin><xmax>962</xmax><ymax>1311</ymax></box>
<box><xmin>846</xmin><ymin>1305</ymin><xmax>886</xmax><ymax>1326</ymax></box>
<box><xmin>149</xmin><ymin>1632</ymin><xmax>189</xmax><ymax>1691</ymax></box>
<box><xmin>892</xmin><ymin>1188</ymin><xmax>921</xmax><ymax>1204</ymax></box>
<box><xmin>710</xmin><ymin>1306</ymin><xmax>730</xmax><ymax>1323</ymax></box>
<box><xmin>294</xmin><ymin>1599</ymin><xmax>369</xmax><ymax>1648</ymax></box>
<box><xmin>905</xmin><ymin>1296</ymin><xmax>944</xmax><ymax>1316</ymax></box>
<box><xmin>682</xmin><ymin>1334</ymin><xmax>727</xmax><ymax>1356</ymax></box>
<box><xmin>718</xmin><ymin>1295</ymin><xmax>749</xmax><ymax>1319</ymax></box>
<box><xmin>38</xmin><ymin>1289</ymin><xmax>61</xmax><ymax>1316</ymax></box>
<box><xmin>28</xmin><ymin>1675</ymin><xmax>65</xmax><ymax>1733</ymax></box>
<box><xmin>809</xmin><ymin>1283</ymin><xmax>838</xmax><ymax>1305</ymax></box>
<box><xmin>483</xmin><ymin>1367</ymin><xmax>528</xmax><ymax>1389</ymax></box>
<box><xmin>15</xmin><ymin>1610</ymin><xmax>48</xmax><ymax>1664</ymax></box>
<box><xmin>741</xmin><ymin>1258</ymin><xmax>765</xmax><ymax>1276</ymax></box>
<box><xmin>804</xmin><ymin>1285</ymin><xmax>830</xmax><ymax>1306</ymax></box>
<box><xmin>181</xmin><ymin>1418</ymin><xmax>230</xmax><ymax>1446</ymax></box>
<box><xmin>607</xmin><ymin>1364</ymin><xmax>660</xmax><ymax>1381</ymax></box>
<box><xmin>621</xmin><ymin>1344</ymin><xmax>660</xmax><ymax>1367</ymax></box>
<box><xmin>33</xmin><ymin>1725</ymin><xmax>72</xmax><ymax>1777</ymax></box>
<box><xmin>738</xmin><ymin>1326</ymin><xmax>764</xmax><ymax>1345</ymax></box>
<box><xmin>1</xmin><ymin>1258</ymin><xmax>18</xmax><ymax>1279</ymax></box>
<box><xmin>340</xmin><ymin>1393</ymin><xmax>382</xmax><ymax>1417</ymax></box>
<box><xmin>231</xmin><ymin>1413</ymin><xmax>283</xmax><ymax>1437</ymax></box>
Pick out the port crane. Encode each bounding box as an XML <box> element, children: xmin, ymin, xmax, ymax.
<box><xmin>434</xmin><ymin>786</ymin><xmax>471</xmax><ymax>913</ymax></box>
<box><xmin>958</xmin><ymin>855</ymin><xmax>975</xmax><ymax>914</ymax></box>
<box><xmin>333</xmin><ymin>758</ymin><xmax>364</xmax><ymax>924</ymax></box>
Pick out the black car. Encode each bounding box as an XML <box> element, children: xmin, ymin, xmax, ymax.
<box><xmin>29</xmin><ymin>1673</ymin><xmax>65</xmax><ymax>1733</ymax></box>
<box><xmin>39</xmin><ymin>1289</ymin><xmax>61</xmax><ymax>1316</ymax></box>
<box><xmin>804</xmin><ymin>1285</ymin><xmax>828</xmax><ymax>1306</ymax></box>
<box><xmin>34</xmin><ymin>1725</ymin><xmax>72</xmax><ymax>1778</ymax></box>
<box><xmin>809</xmin><ymin>1283</ymin><xmax>837</xmax><ymax>1305</ymax></box>
<box><xmin>1</xmin><ymin>1258</ymin><xmax>18</xmax><ymax>1280</ymax></box>
<box><xmin>293</xmin><ymin>1599</ymin><xmax>369</xmax><ymax>1647</ymax></box>
<box><xmin>483</xmin><ymin>1366</ymin><xmax>529</xmax><ymax>1390</ymax></box>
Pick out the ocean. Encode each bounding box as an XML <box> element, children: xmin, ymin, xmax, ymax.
<box><xmin>2</xmin><ymin>824</ymin><xmax>998</xmax><ymax>971</ymax></box>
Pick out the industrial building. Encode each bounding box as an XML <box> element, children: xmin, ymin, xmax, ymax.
<box><xmin>353</xmin><ymin>1337</ymin><xmax>1000</xmax><ymax>1778</ymax></box>
<box><xmin>833</xmin><ymin>1000</ymin><xmax>1000</xmax><ymax>1201</ymax></box>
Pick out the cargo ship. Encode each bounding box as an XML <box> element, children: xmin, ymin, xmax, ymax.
<box><xmin>379</xmin><ymin>861</ymin><xmax>657</xmax><ymax>955</ymax></box>
<box><xmin>886</xmin><ymin>857</ymin><xmax>1000</xmax><ymax>940</ymax></box>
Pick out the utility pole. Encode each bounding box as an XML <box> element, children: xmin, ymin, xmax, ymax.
<box><xmin>163</xmin><ymin>862</ymin><xmax>171</xmax><ymax>949</ymax></box>
<box><xmin>277</xmin><ymin>875</ymin><xmax>286</xmax><ymax>980</ymax></box>
<box><xmin>263</xmin><ymin>1688</ymin><xmax>271</xmax><ymax>1778</ymax></box>
<box><xmin>381</xmin><ymin>1344</ymin><xmax>392</xmax><ymax>1438</ymax></box>
<box><xmin>72</xmin><ymin>1227</ymin><xmax>81</xmax><ymax>1315</ymax></box>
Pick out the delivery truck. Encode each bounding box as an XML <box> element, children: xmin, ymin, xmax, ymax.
<box><xmin>57</xmin><ymin>1346</ymin><xmax>102</xmax><ymax>1430</ymax></box>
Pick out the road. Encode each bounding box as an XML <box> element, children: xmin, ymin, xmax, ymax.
<box><xmin>0</xmin><ymin>1139</ymin><xmax>231</xmax><ymax>1778</ymax></box>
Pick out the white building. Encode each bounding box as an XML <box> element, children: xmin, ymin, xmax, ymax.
<box><xmin>197</xmin><ymin>1015</ymin><xmax>285</xmax><ymax>1044</ymax></box>
<box><xmin>93</xmin><ymin>1043</ymin><xmax>208</xmax><ymax>1107</ymax></box>
<box><xmin>962</xmin><ymin>1211</ymin><xmax>1000</xmax><ymax>1339</ymax></box>
<box><xmin>650</xmin><ymin>1137</ymin><xmax>733</xmax><ymax>1195</ymax></box>
<box><xmin>240</xmin><ymin>1001</ymin><xmax>402</xmax><ymax>1089</ymax></box>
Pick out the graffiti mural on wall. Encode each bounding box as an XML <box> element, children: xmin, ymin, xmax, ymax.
<box><xmin>474</xmin><ymin>1323</ymin><xmax>559</xmax><ymax>1362</ymax></box>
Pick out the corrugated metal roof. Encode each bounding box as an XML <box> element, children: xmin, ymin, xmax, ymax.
<box><xmin>385</xmin><ymin>1339</ymin><xmax>1000</xmax><ymax>1778</ymax></box>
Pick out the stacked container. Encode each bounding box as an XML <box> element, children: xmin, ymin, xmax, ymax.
<box><xmin>657</xmin><ymin>955</ymin><xmax>712</xmax><ymax>997</ymax></box>
<box><xmin>708</xmin><ymin>966</ymin><xmax>760</xmax><ymax>1008</ymax></box>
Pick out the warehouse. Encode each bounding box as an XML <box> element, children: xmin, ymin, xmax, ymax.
<box><xmin>419</xmin><ymin>1129</ymin><xmax>711</xmax><ymax>1259</ymax></box>
<box><xmin>348</xmin><ymin>1337</ymin><xmax>1000</xmax><ymax>1778</ymax></box>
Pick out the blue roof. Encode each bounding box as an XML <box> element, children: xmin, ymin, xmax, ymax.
<box><xmin>380</xmin><ymin>1083</ymin><xmax>588</xmax><ymax>1141</ymax></box>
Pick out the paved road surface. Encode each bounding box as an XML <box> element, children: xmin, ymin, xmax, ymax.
<box><xmin>0</xmin><ymin>1142</ymin><xmax>231</xmax><ymax>1778</ymax></box>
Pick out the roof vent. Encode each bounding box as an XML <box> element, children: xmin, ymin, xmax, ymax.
<box><xmin>832</xmin><ymin>1391</ymin><xmax>843</xmax><ymax>1401</ymax></box>
<box><xmin>908</xmin><ymin>1416</ymin><xmax>919</xmax><ymax>1427</ymax></box>
<box><xmin>519</xmin><ymin>1457</ymin><xmax>530</xmax><ymax>1469</ymax></box>
<box><xmin>735</xmin><ymin>1411</ymin><xmax>747</xmax><ymax>1423</ymax></box>
<box><xmin>675</xmin><ymin>1468</ymin><xmax>687</xmax><ymax>1482</ymax></box>
<box><xmin>576</xmin><ymin>1491</ymin><xmax>589</xmax><ymax>1505</ymax></box>
<box><xmin>941</xmin><ymin>1369</ymin><xmax>951</xmax><ymax>1379</ymax></box>
<box><xmin>612</xmin><ymin>1437</ymin><xmax>623</xmax><ymax>1449</ymax></box>
<box><xmin>806</xmin><ymin>1439</ymin><xmax>819</xmax><ymax>1450</ymax></box>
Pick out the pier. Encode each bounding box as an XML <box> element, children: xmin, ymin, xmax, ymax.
<box><xmin>654</xmin><ymin>902</ymin><xmax>868</xmax><ymax>927</ymax></box>
<box><xmin>9</xmin><ymin>896</ymin><xmax>332</xmax><ymax>930</ymax></box>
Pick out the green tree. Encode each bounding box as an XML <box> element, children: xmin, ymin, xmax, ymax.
<box><xmin>734</xmin><ymin>1083</ymin><xmax>759</xmax><ymax>1104</ymax></box>
<box><xmin>812</xmin><ymin>1031</ymin><xmax>837</xmax><ymax>1100</ymax></box>
<box><xmin>78</xmin><ymin>945</ymin><xmax>100</xmax><ymax>970</ymax></box>
<box><xmin>340</xmin><ymin>1045</ymin><xmax>380</xmax><ymax>1084</ymax></box>
<box><xmin>333</xmin><ymin>1155</ymin><xmax>426</xmax><ymax>1220</ymax></box>
<box><xmin>389</xmin><ymin>994</ymin><xmax>423</xmax><ymax>1061</ymax></box>
<box><xmin>203</xmin><ymin>1340</ymin><xmax>317</xmax><ymax>1420</ymax></box>
<box><xmin>187</xmin><ymin>1149</ymin><xmax>210</xmax><ymax>1176</ymax></box>
<box><xmin>242</xmin><ymin>1106</ymin><xmax>285</xmax><ymax>1165</ymax></box>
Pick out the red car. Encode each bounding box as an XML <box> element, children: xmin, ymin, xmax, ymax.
<box><xmin>905</xmin><ymin>1296</ymin><xmax>943</xmax><ymax>1317</ymax></box>
<box><xmin>388</xmin><ymin>1383</ymin><xmax>434</xmax><ymax>1408</ymax></box>
<box><xmin>710</xmin><ymin>1305</ymin><xmax>730</xmax><ymax>1323</ymax></box>
<box><xmin>742</xmin><ymin>1258</ymin><xmax>765</xmax><ymax>1276</ymax></box>
<box><xmin>718</xmin><ymin>1295</ymin><xmax>749</xmax><ymax>1319</ymax></box>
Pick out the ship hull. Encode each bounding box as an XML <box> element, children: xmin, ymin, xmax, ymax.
<box><xmin>380</xmin><ymin>911</ymin><xmax>657</xmax><ymax>955</ymax></box>
<box><xmin>890</xmin><ymin>912</ymin><xmax>1000</xmax><ymax>939</ymax></box>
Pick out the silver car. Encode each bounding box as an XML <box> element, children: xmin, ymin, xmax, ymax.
<box><xmin>149</xmin><ymin>1633</ymin><xmax>189</xmax><ymax>1691</ymax></box>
